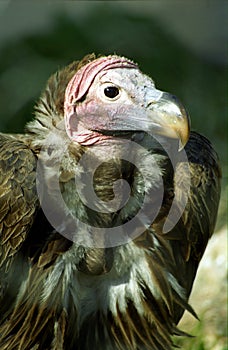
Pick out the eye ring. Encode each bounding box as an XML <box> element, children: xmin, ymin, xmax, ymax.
<box><xmin>104</xmin><ymin>86</ymin><xmax>120</xmax><ymax>99</ymax></box>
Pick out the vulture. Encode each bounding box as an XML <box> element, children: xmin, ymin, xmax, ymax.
<box><xmin>0</xmin><ymin>54</ymin><xmax>221</xmax><ymax>350</ymax></box>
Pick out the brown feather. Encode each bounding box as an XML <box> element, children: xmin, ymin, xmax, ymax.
<box><xmin>0</xmin><ymin>54</ymin><xmax>221</xmax><ymax>350</ymax></box>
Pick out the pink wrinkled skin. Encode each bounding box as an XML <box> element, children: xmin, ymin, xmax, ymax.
<box><xmin>64</xmin><ymin>56</ymin><xmax>138</xmax><ymax>145</ymax></box>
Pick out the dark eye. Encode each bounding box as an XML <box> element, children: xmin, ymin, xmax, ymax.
<box><xmin>104</xmin><ymin>86</ymin><xmax>119</xmax><ymax>99</ymax></box>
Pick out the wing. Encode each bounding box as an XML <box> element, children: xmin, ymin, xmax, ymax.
<box><xmin>151</xmin><ymin>131</ymin><xmax>221</xmax><ymax>324</ymax></box>
<box><xmin>0</xmin><ymin>133</ymin><xmax>39</xmax><ymax>270</ymax></box>
<box><xmin>177</xmin><ymin>131</ymin><xmax>221</xmax><ymax>293</ymax></box>
<box><xmin>0</xmin><ymin>133</ymin><xmax>74</xmax><ymax>350</ymax></box>
<box><xmin>180</xmin><ymin>132</ymin><xmax>221</xmax><ymax>258</ymax></box>
<box><xmin>164</xmin><ymin>131</ymin><xmax>221</xmax><ymax>299</ymax></box>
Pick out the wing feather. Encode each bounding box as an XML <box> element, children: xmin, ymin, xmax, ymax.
<box><xmin>177</xmin><ymin>131</ymin><xmax>221</xmax><ymax>261</ymax></box>
<box><xmin>0</xmin><ymin>133</ymin><xmax>39</xmax><ymax>269</ymax></box>
<box><xmin>168</xmin><ymin>131</ymin><xmax>221</xmax><ymax>304</ymax></box>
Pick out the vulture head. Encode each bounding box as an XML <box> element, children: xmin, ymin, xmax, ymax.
<box><xmin>0</xmin><ymin>54</ymin><xmax>221</xmax><ymax>350</ymax></box>
<box><xmin>63</xmin><ymin>55</ymin><xmax>189</xmax><ymax>149</ymax></box>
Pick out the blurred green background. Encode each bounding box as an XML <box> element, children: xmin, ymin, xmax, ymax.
<box><xmin>0</xmin><ymin>2</ymin><xmax>227</xmax><ymax>349</ymax></box>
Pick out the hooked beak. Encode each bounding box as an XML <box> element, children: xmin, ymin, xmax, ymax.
<box><xmin>148</xmin><ymin>92</ymin><xmax>190</xmax><ymax>150</ymax></box>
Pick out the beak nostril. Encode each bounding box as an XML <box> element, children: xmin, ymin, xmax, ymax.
<box><xmin>146</xmin><ymin>101</ymin><xmax>156</xmax><ymax>108</ymax></box>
